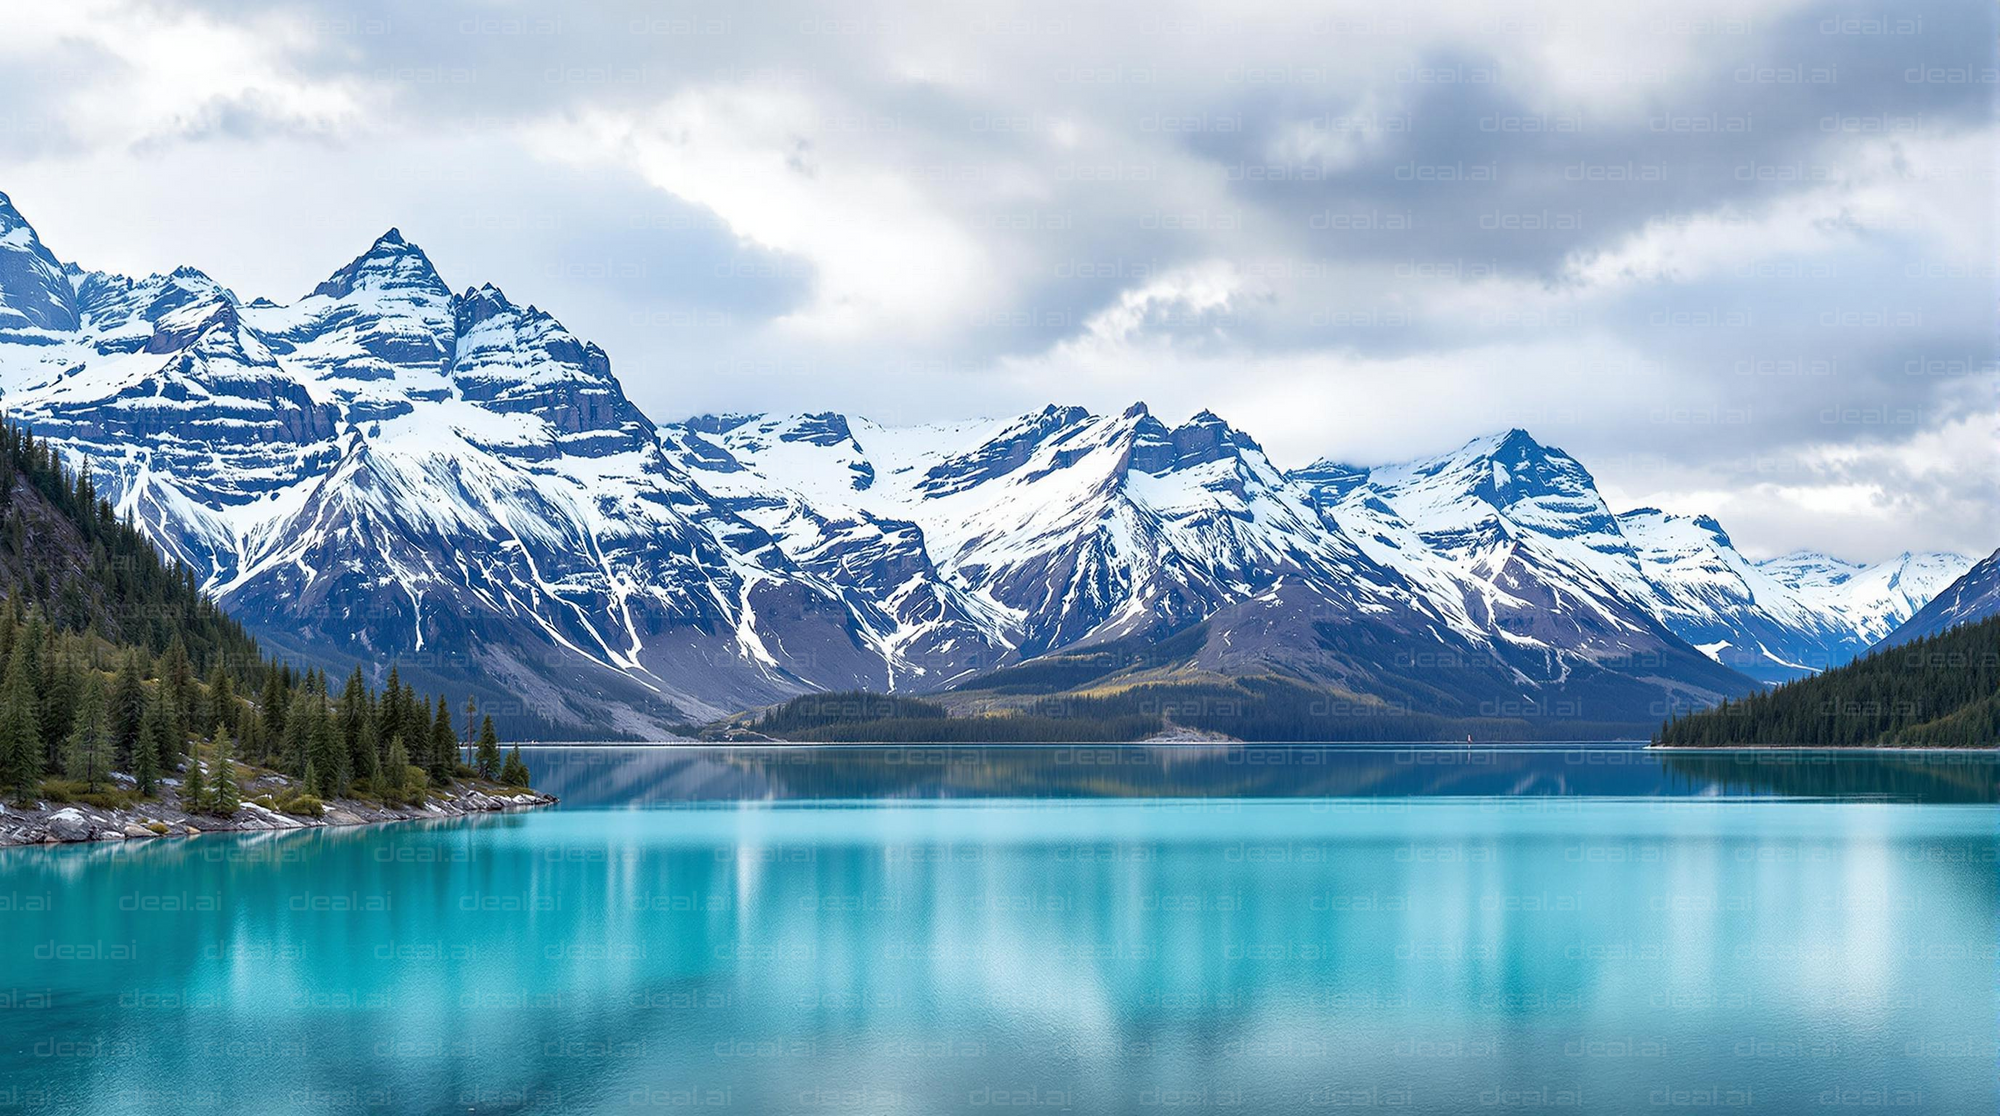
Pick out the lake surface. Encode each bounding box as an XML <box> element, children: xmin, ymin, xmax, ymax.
<box><xmin>2</xmin><ymin>744</ymin><xmax>1994</xmax><ymax>1115</ymax></box>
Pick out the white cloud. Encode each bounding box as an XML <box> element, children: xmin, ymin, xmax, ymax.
<box><xmin>0</xmin><ymin>0</ymin><xmax>1990</xmax><ymax>561</ymax></box>
<box><xmin>527</xmin><ymin>84</ymin><xmax>1000</xmax><ymax>343</ymax></box>
<box><xmin>1563</xmin><ymin>128</ymin><xmax>1999</xmax><ymax>291</ymax></box>
<box><xmin>1075</xmin><ymin>260</ymin><xmax>1245</xmax><ymax>347</ymax></box>
<box><xmin>1</xmin><ymin>0</ymin><xmax>366</xmax><ymax>151</ymax></box>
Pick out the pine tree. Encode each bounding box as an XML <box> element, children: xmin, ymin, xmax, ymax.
<box><xmin>380</xmin><ymin>665</ymin><xmax>403</xmax><ymax>749</ymax></box>
<box><xmin>108</xmin><ymin>648</ymin><xmax>146</xmax><ymax>768</ymax></box>
<box><xmin>0</xmin><ymin>637</ymin><xmax>43</xmax><ymax>795</ymax></box>
<box><xmin>362</xmin><ymin>728</ymin><xmax>383</xmax><ymax>793</ymax></box>
<box><xmin>382</xmin><ymin>735</ymin><xmax>409</xmax><ymax>801</ymax></box>
<box><xmin>159</xmin><ymin>634</ymin><xmax>193</xmax><ymax>725</ymax></box>
<box><xmin>63</xmin><ymin>674</ymin><xmax>113</xmax><ymax>792</ymax></box>
<box><xmin>475</xmin><ymin>715</ymin><xmax>501</xmax><ymax>780</ymax></box>
<box><xmin>401</xmin><ymin>682</ymin><xmax>420</xmax><ymax>761</ymax></box>
<box><xmin>0</xmin><ymin>600</ymin><xmax>15</xmax><ymax>674</ymax></box>
<box><xmin>148</xmin><ymin>685</ymin><xmax>184</xmax><ymax>773</ymax></box>
<box><xmin>500</xmin><ymin>745</ymin><xmax>530</xmax><ymax>788</ymax></box>
<box><xmin>308</xmin><ymin>714</ymin><xmax>340</xmax><ymax>798</ymax></box>
<box><xmin>210</xmin><ymin>724</ymin><xmax>238</xmax><ymax>816</ymax></box>
<box><xmin>278</xmin><ymin>689</ymin><xmax>310</xmax><ymax>777</ymax></box>
<box><xmin>132</xmin><ymin>712</ymin><xmax>160</xmax><ymax>796</ymax></box>
<box><xmin>38</xmin><ymin>641</ymin><xmax>77</xmax><ymax>771</ymax></box>
<box><xmin>181</xmin><ymin>742</ymin><xmax>207</xmax><ymax>814</ymax></box>
<box><xmin>201</xmin><ymin>664</ymin><xmax>235</xmax><ymax>739</ymax></box>
<box><xmin>338</xmin><ymin>668</ymin><xmax>374</xmax><ymax>782</ymax></box>
<box><xmin>428</xmin><ymin>699</ymin><xmax>457</xmax><ymax>783</ymax></box>
<box><xmin>258</xmin><ymin>667</ymin><xmax>287</xmax><ymax>750</ymax></box>
<box><xmin>237</xmin><ymin>705</ymin><xmax>264</xmax><ymax>768</ymax></box>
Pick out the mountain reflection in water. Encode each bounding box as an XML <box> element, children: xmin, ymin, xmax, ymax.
<box><xmin>519</xmin><ymin>743</ymin><xmax>2000</xmax><ymax>807</ymax></box>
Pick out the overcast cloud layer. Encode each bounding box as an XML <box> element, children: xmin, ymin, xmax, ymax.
<box><xmin>3</xmin><ymin>0</ymin><xmax>1994</xmax><ymax>561</ymax></box>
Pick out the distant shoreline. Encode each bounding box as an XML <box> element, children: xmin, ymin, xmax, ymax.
<box><xmin>504</xmin><ymin>740</ymin><xmax>1995</xmax><ymax>752</ymax></box>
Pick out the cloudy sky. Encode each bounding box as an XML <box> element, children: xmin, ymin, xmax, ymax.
<box><xmin>3</xmin><ymin>0</ymin><xmax>1994</xmax><ymax>561</ymax></box>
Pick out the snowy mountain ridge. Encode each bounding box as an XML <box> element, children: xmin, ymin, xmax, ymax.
<box><xmin>0</xmin><ymin>191</ymin><xmax>1968</xmax><ymax>734</ymax></box>
<box><xmin>1298</xmin><ymin>433</ymin><xmax>1968</xmax><ymax>684</ymax></box>
<box><xmin>1875</xmin><ymin>547</ymin><xmax>2000</xmax><ymax>649</ymax></box>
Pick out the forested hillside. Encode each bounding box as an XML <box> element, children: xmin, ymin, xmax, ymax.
<box><xmin>0</xmin><ymin>420</ymin><xmax>529</xmax><ymax>813</ymax></box>
<box><xmin>1655</xmin><ymin>614</ymin><xmax>2000</xmax><ymax>747</ymax></box>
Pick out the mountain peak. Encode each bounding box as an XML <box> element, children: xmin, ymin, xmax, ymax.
<box><xmin>455</xmin><ymin>283</ymin><xmax>518</xmax><ymax>331</ymax></box>
<box><xmin>309</xmin><ymin>228</ymin><xmax>448</xmax><ymax>302</ymax></box>
<box><xmin>0</xmin><ymin>189</ymin><xmax>80</xmax><ymax>332</ymax></box>
<box><xmin>1691</xmin><ymin>513</ymin><xmax>1732</xmax><ymax>547</ymax></box>
<box><xmin>1490</xmin><ymin>427</ymin><xmax>1550</xmax><ymax>457</ymax></box>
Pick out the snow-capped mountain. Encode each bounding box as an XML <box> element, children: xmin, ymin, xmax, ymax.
<box><xmin>1755</xmin><ymin>549</ymin><xmax>1971</xmax><ymax>653</ymax></box>
<box><xmin>667</xmin><ymin>404</ymin><xmax>1411</xmax><ymax>661</ymax></box>
<box><xmin>664</xmin><ymin>411</ymin><xmax>1753</xmax><ymax>721</ymax></box>
<box><xmin>1295</xmin><ymin>432</ymin><xmax>1969</xmax><ymax>685</ymax></box>
<box><xmin>0</xmin><ymin>189</ymin><xmax>1964</xmax><ymax>735</ymax></box>
<box><xmin>0</xmin><ymin>197</ymin><xmax>898</xmax><ymax>732</ymax></box>
<box><xmin>1875</xmin><ymin>547</ymin><xmax>2000</xmax><ymax>648</ymax></box>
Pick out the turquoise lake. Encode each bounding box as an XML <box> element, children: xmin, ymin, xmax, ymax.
<box><xmin>2</xmin><ymin>744</ymin><xmax>1995</xmax><ymax>1114</ymax></box>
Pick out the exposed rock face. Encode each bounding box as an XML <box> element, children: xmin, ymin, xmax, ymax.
<box><xmin>45</xmin><ymin>808</ymin><xmax>92</xmax><ymax>842</ymax></box>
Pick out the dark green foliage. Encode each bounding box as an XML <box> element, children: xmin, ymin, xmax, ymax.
<box><xmin>753</xmin><ymin>676</ymin><xmax>1646</xmax><ymax>744</ymax></box>
<box><xmin>0</xmin><ymin>417</ymin><xmax>531</xmax><ymax>800</ymax></box>
<box><xmin>257</xmin><ymin>669</ymin><xmax>287</xmax><ymax>758</ymax></box>
<box><xmin>428</xmin><ymin>700</ymin><xmax>457</xmax><ymax>782</ymax></box>
<box><xmin>281</xmin><ymin>688</ymin><xmax>314</xmax><ymax>777</ymax></box>
<box><xmin>210</xmin><ymin>725</ymin><xmax>239</xmax><ymax>816</ymax></box>
<box><xmin>338</xmin><ymin>668</ymin><xmax>371</xmax><ymax>779</ymax></box>
<box><xmin>382</xmin><ymin>735</ymin><xmax>409</xmax><ymax>799</ymax></box>
<box><xmin>500</xmin><ymin>746</ymin><xmax>530</xmax><ymax>788</ymax></box>
<box><xmin>131</xmin><ymin>712</ymin><xmax>159</xmax><ymax>796</ymax></box>
<box><xmin>475</xmin><ymin>715</ymin><xmax>500</xmax><ymax>780</ymax></box>
<box><xmin>0</xmin><ymin>422</ymin><xmax>260</xmax><ymax>675</ymax></box>
<box><xmin>757</xmin><ymin>692</ymin><xmax>951</xmax><ymax>735</ymax></box>
<box><xmin>143</xmin><ymin>687</ymin><xmax>179</xmax><ymax>774</ymax></box>
<box><xmin>758</xmin><ymin>690</ymin><xmax>1160</xmax><ymax>743</ymax></box>
<box><xmin>108</xmin><ymin>649</ymin><xmax>146</xmax><ymax>768</ymax></box>
<box><xmin>62</xmin><ymin>674</ymin><xmax>113</xmax><ymax>792</ymax></box>
<box><xmin>1657</xmin><ymin>616</ymin><xmax>2000</xmax><ymax>747</ymax></box>
<box><xmin>181</xmin><ymin>745</ymin><xmax>206</xmax><ymax>813</ymax></box>
<box><xmin>307</xmin><ymin>715</ymin><xmax>341</xmax><ymax>798</ymax></box>
<box><xmin>198</xmin><ymin>665</ymin><xmax>233</xmax><ymax>743</ymax></box>
<box><xmin>39</xmin><ymin>642</ymin><xmax>77</xmax><ymax>770</ymax></box>
<box><xmin>157</xmin><ymin>636</ymin><xmax>193</xmax><ymax>726</ymax></box>
<box><xmin>0</xmin><ymin>629</ymin><xmax>41</xmax><ymax>794</ymax></box>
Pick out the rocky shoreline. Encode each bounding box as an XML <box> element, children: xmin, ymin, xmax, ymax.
<box><xmin>0</xmin><ymin>781</ymin><xmax>557</xmax><ymax>848</ymax></box>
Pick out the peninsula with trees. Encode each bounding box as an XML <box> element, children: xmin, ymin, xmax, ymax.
<box><xmin>0</xmin><ymin>420</ymin><xmax>548</xmax><ymax>847</ymax></box>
